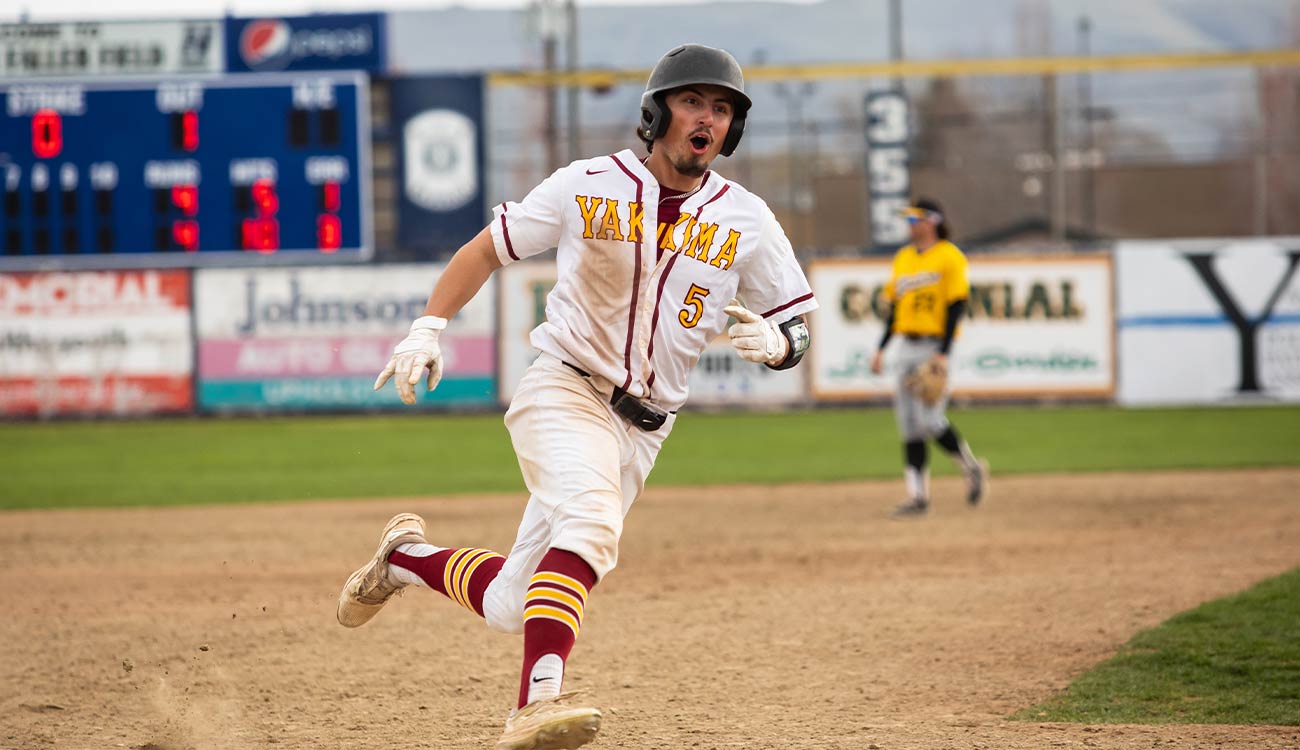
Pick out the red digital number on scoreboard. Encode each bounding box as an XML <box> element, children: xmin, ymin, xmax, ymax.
<box><xmin>171</xmin><ymin>184</ymin><xmax>198</xmax><ymax>215</ymax></box>
<box><xmin>182</xmin><ymin>111</ymin><xmax>200</xmax><ymax>152</ymax></box>
<box><xmin>172</xmin><ymin>220</ymin><xmax>199</xmax><ymax>252</ymax></box>
<box><xmin>251</xmin><ymin>179</ymin><xmax>278</xmax><ymax>216</ymax></box>
<box><xmin>317</xmin><ymin>213</ymin><xmax>341</xmax><ymax>252</ymax></box>
<box><xmin>32</xmin><ymin>109</ymin><xmax>63</xmax><ymax>159</ymax></box>
<box><xmin>242</xmin><ymin>217</ymin><xmax>280</xmax><ymax>253</ymax></box>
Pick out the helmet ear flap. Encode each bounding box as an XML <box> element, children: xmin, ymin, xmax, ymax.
<box><xmin>638</xmin><ymin>91</ymin><xmax>671</xmax><ymax>147</ymax></box>
<box><xmin>720</xmin><ymin>113</ymin><xmax>745</xmax><ymax>157</ymax></box>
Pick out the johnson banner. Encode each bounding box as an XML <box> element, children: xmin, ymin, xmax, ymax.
<box><xmin>194</xmin><ymin>263</ymin><xmax>494</xmax><ymax>411</ymax></box>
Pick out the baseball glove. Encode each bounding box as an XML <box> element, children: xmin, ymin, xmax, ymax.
<box><xmin>904</xmin><ymin>356</ymin><xmax>949</xmax><ymax>406</ymax></box>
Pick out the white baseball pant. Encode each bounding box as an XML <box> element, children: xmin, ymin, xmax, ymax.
<box><xmin>481</xmin><ymin>353</ymin><xmax>675</xmax><ymax>634</ymax></box>
<box><xmin>893</xmin><ymin>336</ymin><xmax>950</xmax><ymax>441</ymax></box>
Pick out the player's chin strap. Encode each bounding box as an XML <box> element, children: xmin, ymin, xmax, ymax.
<box><xmin>767</xmin><ymin>317</ymin><xmax>811</xmax><ymax>371</ymax></box>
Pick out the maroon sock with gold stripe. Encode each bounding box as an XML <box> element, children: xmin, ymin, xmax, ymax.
<box><xmin>517</xmin><ymin>548</ymin><xmax>598</xmax><ymax>708</ymax></box>
<box><xmin>388</xmin><ymin>546</ymin><xmax>505</xmax><ymax>618</ymax></box>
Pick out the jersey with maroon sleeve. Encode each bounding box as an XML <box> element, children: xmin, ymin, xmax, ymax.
<box><xmin>488</xmin><ymin>148</ymin><xmax>817</xmax><ymax>411</ymax></box>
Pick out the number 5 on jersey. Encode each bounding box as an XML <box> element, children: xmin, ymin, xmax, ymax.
<box><xmin>679</xmin><ymin>284</ymin><xmax>710</xmax><ymax>328</ymax></box>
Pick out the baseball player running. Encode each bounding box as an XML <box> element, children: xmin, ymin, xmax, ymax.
<box><xmin>870</xmin><ymin>197</ymin><xmax>987</xmax><ymax>518</ymax></box>
<box><xmin>338</xmin><ymin>44</ymin><xmax>817</xmax><ymax>750</ymax></box>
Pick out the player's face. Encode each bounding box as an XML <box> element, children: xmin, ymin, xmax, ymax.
<box><xmin>659</xmin><ymin>85</ymin><xmax>735</xmax><ymax>177</ymax></box>
<box><xmin>908</xmin><ymin>215</ymin><xmax>937</xmax><ymax>245</ymax></box>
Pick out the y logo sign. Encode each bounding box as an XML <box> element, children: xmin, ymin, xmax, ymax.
<box><xmin>1182</xmin><ymin>249</ymin><xmax>1300</xmax><ymax>393</ymax></box>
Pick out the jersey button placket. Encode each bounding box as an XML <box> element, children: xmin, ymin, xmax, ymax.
<box><xmin>630</xmin><ymin>186</ymin><xmax>661</xmax><ymax>396</ymax></box>
<box><xmin>633</xmin><ymin>252</ymin><xmax>667</xmax><ymax>395</ymax></box>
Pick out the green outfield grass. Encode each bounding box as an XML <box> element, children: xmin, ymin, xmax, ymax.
<box><xmin>1013</xmin><ymin>567</ymin><xmax>1300</xmax><ymax>725</ymax></box>
<box><xmin>1</xmin><ymin>405</ymin><xmax>1298</xmax><ymax>510</ymax></box>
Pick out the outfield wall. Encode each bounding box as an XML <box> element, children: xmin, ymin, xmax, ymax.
<box><xmin>4</xmin><ymin>236</ymin><xmax>1299</xmax><ymax>417</ymax></box>
<box><xmin>1116</xmin><ymin>237</ymin><xmax>1300</xmax><ymax>405</ymax></box>
<box><xmin>809</xmin><ymin>256</ymin><xmax>1115</xmax><ymax>401</ymax></box>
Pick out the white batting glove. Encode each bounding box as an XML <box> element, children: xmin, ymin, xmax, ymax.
<box><xmin>722</xmin><ymin>300</ymin><xmax>789</xmax><ymax>366</ymax></box>
<box><xmin>373</xmin><ymin>315</ymin><xmax>448</xmax><ymax>405</ymax></box>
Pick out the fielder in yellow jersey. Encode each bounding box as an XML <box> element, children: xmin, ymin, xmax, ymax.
<box><xmin>884</xmin><ymin>238</ymin><xmax>969</xmax><ymax>337</ymax></box>
<box><xmin>870</xmin><ymin>197</ymin><xmax>988</xmax><ymax>518</ymax></box>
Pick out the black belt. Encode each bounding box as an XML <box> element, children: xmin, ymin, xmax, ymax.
<box><xmin>903</xmin><ymin>333</ymin><xmax>941</xmax><ymax>342</ymax></box>
<box><xmin>562</xmin><ymin>361</ymin><xmax>673</xmax><ymax>431</ymax></box>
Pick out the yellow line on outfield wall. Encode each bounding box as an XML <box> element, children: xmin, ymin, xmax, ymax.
<box><xmin>488</xmin><ymin>48</ymin><xmax>1300</xmax><ymax>88</ymax></box>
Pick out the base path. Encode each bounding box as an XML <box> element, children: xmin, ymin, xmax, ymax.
<box><xmin>3</xmin><ymin>469</ymin><xmax>1299</xmax><ymax>749</ymax></box>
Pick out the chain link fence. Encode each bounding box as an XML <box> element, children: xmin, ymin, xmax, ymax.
<box><xmin>475</xmin><ymin>62</ymin><xmax>1300</xmax><ymax>261</ymax></box>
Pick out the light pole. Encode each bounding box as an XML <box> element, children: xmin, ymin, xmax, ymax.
<box><xmin>535</xmin><ymin>0</ymin><xmax>563</xmax><ymax>173</ymax></box>
<box><xmin>1077</xmin><ymin>15</ymin><xmax>1095</xmax><ymax>237</ymax></box>
<box><xmin>888</xmin><ymin>0</ymin><xmax>903</xmax><ymax>88</ymax></box>
<box><xmin>774</xmin><ymin>79</ymin><xmax>816</xmax><ymax>248</ymax></box>
<box><xmin>565</xmin><ymin>0</ymin><xmax>580</xmax><ymax>163</ymax></box>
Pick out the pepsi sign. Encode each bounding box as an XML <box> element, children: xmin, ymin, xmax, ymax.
<box><xmin>225</xmin><ymin>13</ymin><xmax>385</xmax><ymax>73</ymax></box>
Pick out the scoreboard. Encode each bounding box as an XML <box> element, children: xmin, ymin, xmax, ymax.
<box><xmin>0</xmin><ymin>72</ymin><xmax>371</xmax><ymax>268</ymax></box>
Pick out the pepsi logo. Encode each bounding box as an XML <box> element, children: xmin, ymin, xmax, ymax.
<box><xmin>240</xmin><ymin>19</ymin><xmax>291</xmax><ymax>69</ymax></box>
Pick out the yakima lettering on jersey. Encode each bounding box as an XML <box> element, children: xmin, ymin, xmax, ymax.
<box><xmin>573</xmin><ymin>195</ymin><xmax>740</xmax><ymax>271</ymax></box>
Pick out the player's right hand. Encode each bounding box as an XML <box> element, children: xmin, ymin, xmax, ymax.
<box><xmin>870</xmin><ymin>350</ymin><xmax>884</xmax><ymax>375</ymax></box>
<box><xmin>373</xmin><ymin>315</ymin><xmax>448</xmax><ymax>405</ymax></box>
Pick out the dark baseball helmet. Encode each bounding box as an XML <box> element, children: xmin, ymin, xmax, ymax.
<box><xmin>638</xmin><ymin>44</ymin><xmax>752</xmax><ymax>157</ymax></box>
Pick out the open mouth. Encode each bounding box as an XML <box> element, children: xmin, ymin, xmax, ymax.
<box><xmin>689</xmin><ymin>133</ymin><xmax>711</xmax><ymax>154</ymax></box>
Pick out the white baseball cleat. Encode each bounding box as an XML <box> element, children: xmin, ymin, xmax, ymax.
<box><xmin>495</xmin><ymin>692</ymin><xmax>603</xmax><ymax>750</ymax></box>
<box><xmin>890</xmin><ymin>497</ymin><xmax>930</xmax><ymax>518</ymax></box>
<box><xmin>336</xmin><ymin>512</ymin><xmax>427</xmax><ymax>628</ymax></box>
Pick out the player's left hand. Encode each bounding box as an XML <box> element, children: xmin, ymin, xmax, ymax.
<box><xmin>373</xmin><ymin>315</ymin><xmax>448</xmax><ymax>405</ymax></box>
<box><xmin>723</xmin><ymin>300</ymin><xmax>789</xmax><ymax>366</ymax></box>
<box><xmin>904</xmin><ymin>352</ymin><xmax>949</xmax><ymax>406</ymax></box>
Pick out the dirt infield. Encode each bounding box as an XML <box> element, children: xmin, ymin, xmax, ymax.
<box><xmin>3</xmin><ymin>468</ymin><xmax>1300</xmax><ymax>750</ymax></box>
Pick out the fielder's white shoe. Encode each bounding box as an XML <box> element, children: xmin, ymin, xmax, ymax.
<box><xmin>495</xmin><ymin>692</ymin><xmax>602</xmax><ymax>750</ymax></box>
<box><xmin>890</xmin><ymin>497</ymin><xmax>930</xmax><ymax>518</ymax></box>
<box><xmin>336</xmin><ymin>512</ymin><xmax>426</xmax><ymax>628</ymax></box>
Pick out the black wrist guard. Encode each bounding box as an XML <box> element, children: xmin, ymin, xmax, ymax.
<box><xmin>767</xmin><ymin>317</ymin><xmax>810</xmax><ymax>371</ymax></box>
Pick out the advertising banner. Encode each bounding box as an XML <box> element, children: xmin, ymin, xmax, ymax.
<box><xmin>1116</xmin><ymin>238</ymin><xmax>1300</xmax><ymax>405</ymax></box>
<box><xmin>811</xmin><ymin>256</ymin><xmax>1114</xmax><ymax>400</ymax></box>
<box><xmin>496</xmin><ymin>260</ymin><xmax>555</xmax><ymax>406</ymax></box>
<box><xmin>194</xmin><ymin>264</ymin><xmax>494</xmax><ymax>411</ymax></box>
<box><xmin>0</xmin><ymin>20</ymin><xmax>222</xmax><ymax>78</ymax></box>
<box><xmin>391</xmin><ymin>75</ymin><xmax>486</xmax><ymax>256</ymax></box>
<box><xmin>225</xmin><ymin>13</ymin><xmax>384</xmax><ymax>73</ymax></box>
<box><xmin>497</xmin><ymin>261</ymin><xmax>806</xmax><ymax>407</ymax></box>
<box><xmin>0</xmin><ymin>270</ymin><xmax>194</xmax><ymax>416</ymax></box>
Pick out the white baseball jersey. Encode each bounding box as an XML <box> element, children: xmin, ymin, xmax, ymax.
<box><xmin>488</xmin><ymin>148</ymin><xmax>818</xmax><ymax>411</ymax></box>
